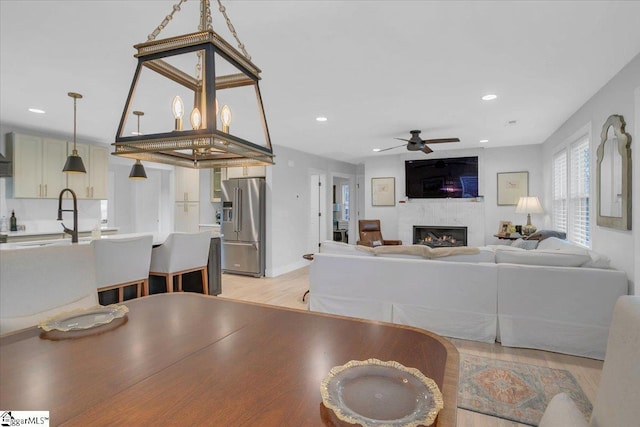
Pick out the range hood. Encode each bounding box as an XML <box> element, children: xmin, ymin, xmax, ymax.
<box><xmin>0</xmin><ymin>153</ymin><xmax>11</xmax><ymax>177</ymax></box>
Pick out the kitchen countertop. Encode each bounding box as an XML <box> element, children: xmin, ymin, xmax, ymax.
<box><xmin>2</xmin><ymin>227</ymin><xmax>119</xmax><ymax>239</ymax></box>
<box><xmin>0</xmin><ymin>231</ymin><xmax>221</xmax><ymax>250</ymax></box>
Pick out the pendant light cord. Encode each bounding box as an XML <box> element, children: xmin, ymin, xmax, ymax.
<box><xmin>73</xmin><ymin>96</ymin><xmax>77</xmax><ymax>150</ymax></box>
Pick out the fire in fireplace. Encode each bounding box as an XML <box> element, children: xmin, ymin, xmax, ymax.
<box><xmin>413</xmin><ymin>226</ymin><xmax>467</xmax><ymax>248</ymax></box>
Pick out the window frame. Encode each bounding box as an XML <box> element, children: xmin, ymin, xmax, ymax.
<box><xmin>551</xmin><ymin>124</ymin><xmax>592</xmax><ymax>248</ymax></box>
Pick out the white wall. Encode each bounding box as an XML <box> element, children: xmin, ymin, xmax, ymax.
<box><xmin>266</xmin><ymin>145</ymin><xmax>357</xmax><ymax>277</ymax></box>
<box><xmin>541</xmin><ymin>54</ymin><xmax>639</xmax><ymax>293</ymax></box>
<box><xmin>362</xmin><ymin>144</ymin><xmax>543</xmax><ymax>245</ymax></box>
<box><xmin>483</xmin><ymin>144</ymin><xmax>544</xmax><ymax>241</ymax></box>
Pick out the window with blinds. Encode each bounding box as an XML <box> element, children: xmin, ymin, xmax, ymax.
<box><xmin>552</xmin><ymin>134</ymin><xmax>591</xmax><ymax>248</ymax></box>
<box><xmin>569</xmin><ymin>138</ymin><xmax>590</xmax><ymax>247</ymax></box>
<box><xmin>552</xmin><ymin>150</ymin><xmax>567</xmax><ymax>232</ymax></box>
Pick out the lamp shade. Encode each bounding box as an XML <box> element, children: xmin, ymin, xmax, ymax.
<box><xmin>129</xmin><ymin>160</ymin><xmax>147</xmax><ymax>179</ymax></box>
<box><xmin>62</xmin><ymin>151</ymin><xmax>87</xmax><ymax>174</ymax></box>
<box><xmin>515</xmin><ymin>196</ymin><xmax>544</xmax><ymax>214</ymax></box>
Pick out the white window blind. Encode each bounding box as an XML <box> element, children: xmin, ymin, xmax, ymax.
<box><xmin>552</xmin><ymin>150</ymin><xmax>567</xmax><ymax>232</ymax></box>
<box><xmin>569</xmin><ymin>138</ymin><xmax>590</xmax><ymax>247</ymax></box>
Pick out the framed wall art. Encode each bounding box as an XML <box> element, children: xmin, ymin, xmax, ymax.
<box><xmin>371</xmin><ymin>177</ymin><xmax>395</xmax><ymax>206</ymax></box>
<box><xmin>497</xmin><ymin>171</ymin><xmax>529</xmax><ymax>206</ymax></box>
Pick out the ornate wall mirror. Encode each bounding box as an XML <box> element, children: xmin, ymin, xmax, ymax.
<box><xmin>596</xmin><ymin>114</ymin><xmax>632</xmax><ymax>230</ymax></box>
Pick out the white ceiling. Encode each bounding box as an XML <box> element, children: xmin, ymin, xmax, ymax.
<box><xmin>2</xmin><ymin>1</ymin><xmax>640</xmax><ymax>164</ymax></box>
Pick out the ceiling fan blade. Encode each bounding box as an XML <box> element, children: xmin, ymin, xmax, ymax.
<box><xmin>422</xmin><ymin>138</ymin><xmax>460</xmax><ymax>144</ymax></box>
<box><xmin>421</xmin><ymin>145</ymin><xmax>433</xmax><ymax>154</ymax></box>
<box><xmin>394</xmin><ymin>138</ymin><xmax>410</xmax><ymax>142</ymax></box>
<box><xmin>377</xmin><ymin>143</ymin><xmax>406</xmax><ymax>152</ymax></box>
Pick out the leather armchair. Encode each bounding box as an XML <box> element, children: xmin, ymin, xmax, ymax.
<box><xmin>357</xmin><ymin>219</ymin><xmax>402</xmax><ymax>247</ymax></box>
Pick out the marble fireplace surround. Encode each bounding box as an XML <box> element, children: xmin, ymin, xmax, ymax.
<box><xmin>397</xmin><ymin>199</ymin><xmax>485</xmax><ymax>247</ymax></box>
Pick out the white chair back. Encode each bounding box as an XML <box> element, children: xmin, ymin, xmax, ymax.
<box><xmin>539</xmin><ymin>295</ymin><xmax>640</xmax><ymax>427</ymax></box>
<box><xmin>149</xmin><ymin>232</ymin><xmax>210</xmax><ymax>274</ymax></box>
<box><xmin>590</xmin><ymin>295</ymin><xmax>640</xmax><ymax>426</ymax></box>
<box><xmin>91</xmin><ymin>235</ymin><xmax>153</xmax><ymax>288</ymax></box>
<box><xmin>0</xmin><ymin>244</ymin><xmax>98</xmax><ymax>335</ymax></box>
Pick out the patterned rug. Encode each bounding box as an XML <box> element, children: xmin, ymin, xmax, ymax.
<box><xmin>458</xmin><ymin>354</ymin><xmax>592</xmax><ymax>426</ymax></box>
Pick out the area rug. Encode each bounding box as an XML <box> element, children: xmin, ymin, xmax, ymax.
<box><xmin>458</xmin><ymin>354</ymin><xmax>592</xmax><ymax>426</ymax></box>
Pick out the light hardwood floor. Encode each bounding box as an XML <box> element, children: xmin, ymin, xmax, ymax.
<box><xmin>220</xmin><ymin>267</ymin><xmax>602</xmax><ymax>427</ymax></box>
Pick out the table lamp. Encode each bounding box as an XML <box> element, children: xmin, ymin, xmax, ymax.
<box><xmin>515</xmin><ymin>196</ymin><xmax>544</xmax><ymax>235</ymax></box>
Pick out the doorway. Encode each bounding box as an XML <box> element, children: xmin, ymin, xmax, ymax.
<box><xmin>332</xmin><ymin>177</ymin><xmax>350</xmax><ymax>243</ymax></box>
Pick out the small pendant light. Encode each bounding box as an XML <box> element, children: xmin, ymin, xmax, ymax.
<box><xmin>62</xmin><ymin>92</ymin><xmax>87</xmax><ymax>174</ymax></box>
<box><xmin>129</xmin><ymin>111</ymin><xmax>147</xmax><ymax>179</ymax></box>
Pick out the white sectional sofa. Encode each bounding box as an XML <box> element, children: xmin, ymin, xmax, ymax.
<box><xmin>309</xmin><ymin>239</ymin><xmax>628</xmax><ymax>359</ymax></box>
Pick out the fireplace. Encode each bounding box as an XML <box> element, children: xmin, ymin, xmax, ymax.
<box><xmin>413</xmin><ymin>226</ymin><xmax>467</xmax><ymax>248</ymax></box>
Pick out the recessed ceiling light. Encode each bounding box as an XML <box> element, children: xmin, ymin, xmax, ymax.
<box><xmin>481</xmin><ymin>94</ymin><xmax>497</xmax><ymax>101</ymax></box>
<box><xmin>479</xmin><ymin>139</ymin><xmax>489</xmax><ymax>143</ymax></box>
<box><xmin>372</xmin><ymin>148</ymin><xmax>381</xmax><ymax>152</ymax></box>
<box><xmin>28</xmin><ymin>108</ymin><xmax>45</xmax><ymax>114</ymax></box>
<box><xmin>316</xmin><ymin>116</ymin><xmax>327</xmax><ymax>122</ymax></box>
<box><xmin>505</xmin><ymin>119</ymin><xmax>518</xmax><ymax>126</ymax></box>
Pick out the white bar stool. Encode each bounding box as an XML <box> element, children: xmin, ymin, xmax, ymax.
<box><xmin>92</xmin><ymin>235</ymin><xmax>153</xmax><ymax>303</ymax></box>
<box><xmin>148</xmin><ymin>232</ymin><xmax>210</xmax><ymax>295</ymax></box>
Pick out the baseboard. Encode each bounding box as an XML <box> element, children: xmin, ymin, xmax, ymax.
<box><xmin>266</xmin><ymin>259</ymin><xmax>310</xmax><ymax>278</ymax></box>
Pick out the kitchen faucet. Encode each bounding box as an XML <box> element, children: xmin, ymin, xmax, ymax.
<box><xmin>57</xmin><ymin>188</ymin><xmax>79</xmax><ymax>243</ymax></box>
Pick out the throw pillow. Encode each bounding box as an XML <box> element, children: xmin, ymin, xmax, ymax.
<box><xmin>524</xmin><ymin>229</ymin><xmax>567</xmax><ymax>241</ymax></box>
<box><xmin>511</xmin><ymin>238</ymin><xmax>539</xmax><ymax>250</ymax></box>
<box><xmin>537</xmin><ymin>236</ymin><xmax>576</xmax><ymax>251</ymax></box>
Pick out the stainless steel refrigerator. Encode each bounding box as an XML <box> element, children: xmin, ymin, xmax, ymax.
<box><xmin>221</xmin><ymin>177</ymin><xmax>266</xmax><ymax>277</ymax></box>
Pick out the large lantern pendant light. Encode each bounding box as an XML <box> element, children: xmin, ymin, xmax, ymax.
<box><xmin>112</xmin><ymin>0</ymin><xmax>274</xmax><ymax>169</ymax></box>
<box><xmin>129</xmin><ymin>111</ymin><xmax>147</xmax><ymax>179</ymax></box>
<box><xmin>62</xmin><ymin>92</ymin><xmax>87</xmax><ymax>174</ymax></box>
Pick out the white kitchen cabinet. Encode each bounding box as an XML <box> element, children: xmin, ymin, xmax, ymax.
<box><xmin>175</xmin><ymin>202</ymin><xmax>200</xmax><ymax>232</ymax></box>
<box><xmin>210</xmin><ymin>168</ymin><xmax>226</xmax><ymax>202</ymax></box>
<box><xmin>225</xmin><ymin>166</ymin><xmax>266</xmax><ymax>179</ymax></box>
<box><xmin>8</xmin><ymin>133</ymin><xmax>67</xmax><ymax>198</ymax></box>
<box><xmin>66</xmin><ymin>143</ymin><xmax>109</xmax><ymax>199</ymax></box>
<box><xmin>175</xmin><ymin>167</ymin><xmax>200</xmax><ymax>202</ymax></box>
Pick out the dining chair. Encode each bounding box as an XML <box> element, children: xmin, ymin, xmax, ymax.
<box><xmin>0</xmin><ymin>244</ymin><xmax>98</xmax><ymax>335</ymax></box>
<box><xmin>91</xmin><ymin>235</ymin><xmax>153</xmax><ymax>304</ymax></box>
<box><xmin>149</xmin><ymin>232</ymin><xmax>210</xmax><ymax>295</ymax></box>
<box><xmin>538</xmin><ymin>295</ymin><xmax>640</xmax><ymax>427</ymax></box>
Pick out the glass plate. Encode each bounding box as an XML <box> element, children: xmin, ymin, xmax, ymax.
<box><xmin>321</xmin><ymin>359</ymin><xmax>443</xmax><ymax>427</ymax></box>
<box><xmin>38</xmin><ymin>304</ymin><xmax>129</xmax><ymax>332</ymax></box>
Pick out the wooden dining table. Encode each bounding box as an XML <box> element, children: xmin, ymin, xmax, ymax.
<box><xmin>0</xmin><ymin>293</ymin><xmax>459</xmax><ymax>426</ymax></box>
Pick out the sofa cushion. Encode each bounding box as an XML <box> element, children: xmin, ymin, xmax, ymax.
<box><xmin>495</xmin><ymin>246</ymin><xmax>591</xmax><ymax>267</ymax></box>
<box><xmin>535</xmin><ymin>237</ymin><xmax>611</xmax><ymax>269</ymax></box>
<box><xmin>511</xmin><ymin>238</ymin><xmax>539</xmax><ymax>250</ymax></box>
<box><xmin>582</xmin><ymin>251</ymin><xmax>611</xmax><ymax>269</ymax></box>
<box><xmin>320</xmin><ymin>240</ymin><xmax>373</xmax><ymax>256</ymax></box>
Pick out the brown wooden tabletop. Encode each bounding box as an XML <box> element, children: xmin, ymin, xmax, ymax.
<box><xmin>0</xmin><ymin>293</ymin><xmax>458</xmax><ymax>426</ymax></box>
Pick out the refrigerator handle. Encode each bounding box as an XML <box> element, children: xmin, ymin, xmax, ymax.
<box><xmin>233</xmin><ymin>187</ymin><xmax>239</xmax><ymax>232</ymax></box>
<box><xmin>237</xmin><ymin>187</ymin><xmax>242</xmax><ymax>232</ymax></box>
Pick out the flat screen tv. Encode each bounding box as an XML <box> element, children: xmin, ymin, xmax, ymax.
<box><xmin>405</xmin><ymin>156</ymin><xmax>478</xmax><ymax>199</ymax></box>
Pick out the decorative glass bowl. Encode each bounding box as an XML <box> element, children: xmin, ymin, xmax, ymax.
<box><xmin>321</xmin><ymin>359</ymin><xmax>443</xmax><ymax>427</ymax></box>
<box><xmin>39</xmin><ymin>304</ymin><xmax>129</xmax><ymax>332</ymax></box>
